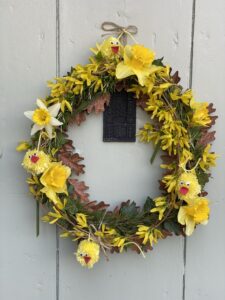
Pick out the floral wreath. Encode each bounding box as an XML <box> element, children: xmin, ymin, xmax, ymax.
<box><xmin>17</xmin><ymin>33</ymin><xmax>217</xmax><ymax>269</ymax></box>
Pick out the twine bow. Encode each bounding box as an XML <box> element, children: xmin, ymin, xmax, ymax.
<box><xmin>101</xmin><ymin>21</ymin><xmax>138</xmax><ymax>45</ymax></box>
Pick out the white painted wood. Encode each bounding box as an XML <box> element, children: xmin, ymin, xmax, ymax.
<box><xmin>185</xmin><ymin>1</ymin><xmax>225</xmax><ymax>299</ymax></box>
<box><xmin>59</xmin><ymin>1</ymin><xmax>193</xmax><ymax>299</ymax></box>
<box><xmin>0</xmin><ymin>1</ymin><xmax>57</xmax><ymax>299</ymax></box>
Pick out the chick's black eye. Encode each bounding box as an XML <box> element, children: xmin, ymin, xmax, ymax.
<box><xmin>116</xmin><ymin>42</ymin><xmax>119</xmax><ymax>45</ymax></box>
<box><xmin>111</xmin><ymin>42</ymin><xmax>113</xmax><ymax>44</ymax></box>
<box><xmin>80</xmin><ymin>253</ymin><xmax>83</xmax><ymax>257</ymax></box>
<box><xmin>29</xmin><ymin>155</ymin><xmax>31</xmax><ymax>158</ymax></box>
<box><xmin>34</xmin><ymin>153</ymin><xmax>36</xmax><ymax>156</ymax></box>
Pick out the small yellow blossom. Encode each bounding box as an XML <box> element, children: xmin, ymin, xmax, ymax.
<box><xmin>150</xmin><ymin>196</ymin><xmax>167</xmax><ymax>220</ymax></box>
<box><xmin>16</xmin><ymin>141</ymin><xmax>30</xmax><ymax>152</ymax></box>
<box><xmin>162</xmin><ymin>173</ymin><xmax>177</xmax><ymax>193</ymax></box>
<box><xmin>76</xmin><ymin>213</ymin><xmax>88</xmax><ymax>228</ymax></box>
<box><xmin>178</xmin><ymin>197</ymin><xmax>210</xmax><ymax>236</ymax></box>
<box><xmin>113</xmin><ymin>237</ymin><xmax>127</xmax><ymax>252</ymax></box>
<box><xmin>199</xmin><ymin>144</ymin><xmax>218</xmax><ymax>171</ymax></box>
<box><xmin>170</xmin><ymin>88</ymin><xmax>193</xmax><ymax>106</ymax></box>
<box><xmin>190</xmin><ymin>100</ymin><xmax>211</xmax><ymax>127</ymax></box>
<box><xmin>136</xmin><ymin>225</ymin><xmax>164</xmax><ymax>246</ymax></box>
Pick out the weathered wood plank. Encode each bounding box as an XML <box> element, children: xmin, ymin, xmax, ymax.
<box><xmin>185</xmin><ymin>0</ymin><xmax>225</xmax><ymax>299</ymax></box>
<box><xmin>0</xmin><ymin>1</ymin><xmax>57</xmax><ymax>299</ymax></box>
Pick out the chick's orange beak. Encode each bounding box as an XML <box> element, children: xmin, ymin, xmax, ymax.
<box><xmin>179</xmin><ymin>187</ymin><xmax>189</xmax><ymax>195</ymax></box>
<box><xmin>31</xmin><ymin>155</ymin><xmax>39</xmax><ymax>163</ymax></box>
<box><xmin>84</xmin><ymin>256</ymin><xmax>91</xmax><ymax>264</ymax></box>
<box><xmin>111</xmin><ymin>46</ymin><xmax>119</xmax><ymax>54</ymax></box>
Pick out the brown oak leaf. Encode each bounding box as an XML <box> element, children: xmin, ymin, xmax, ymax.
<box><xmin>68</xmin><ymin>179</ymin><xmax>89</xmax><ymax>202</ymax></box>
<box><xmin>70</xmin><ymin>111</ymin><xmax>86</xmax><ymax>126</ymax></box>
<box><xmin>59</xmin><ymin>152</ymin><xmax>85</xmax><ymax>175</ymax></box>
<box><xmin>136</xmin><ymin>93</ymin><xmax>149</xmax><ymax>110</ymax></box>
<box><xmin>87</xmin><ymin>93</ymin><xmax>110</xmax><ymax>114</ymax></box>
<box><xmin>83</xmin><ymin>200</ymin><xmax>110</xmax><ymax>211</ymax></box>
<box><xmin>171</xmin><ymin>70</ymin><xmax>181</xmax><ymax>84</ymax></box>
<box><xmin>197</xmin><ymin>131</ymin><xmax>216</xmax><ymax>147</ymax></box>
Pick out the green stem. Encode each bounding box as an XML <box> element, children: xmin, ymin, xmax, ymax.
<box><xmin>36</xmin><ymin>201</ymin><xmax>39</xmax><ymax>237</ymax></box>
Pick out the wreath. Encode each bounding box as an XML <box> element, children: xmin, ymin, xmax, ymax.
<box><xmin>17</xmin><ymin>32</ymin><xmax>217</xmax><ymax>269</ymax></box>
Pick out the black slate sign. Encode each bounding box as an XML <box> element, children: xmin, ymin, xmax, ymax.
<box><xmin>103</xmin><ymin>91</ymin><xmax>136</xmax><ymax>142</ymax></box>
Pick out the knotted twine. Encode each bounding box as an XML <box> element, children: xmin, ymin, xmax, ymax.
<box><xmin>101</xmin><ymin>21</ymin><xmax>138</xmax><ymax>45</ymax></box>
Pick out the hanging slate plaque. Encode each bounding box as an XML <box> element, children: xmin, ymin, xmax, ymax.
<box><xmin>103</xmin><ymin>90</ymin><xmax>136</xmax><ymax>142</ymax></box>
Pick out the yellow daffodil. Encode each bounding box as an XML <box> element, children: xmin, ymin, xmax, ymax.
<box><xmin>190</xmin><ymin>100</ymin><xmax>211</xmax><ymax>127</ymax></box>
<box><xmin>178</xmin><ymin>197</ymin><xmax>210</xmax><ymax>236</ymax></box>
<box><xmin>22</xmin><ymin>149</ymin><xmax>51</xmax><ymax>174</ymax></box>
<box><xmin>16</xmin><ymin>141</ymin><xmax>30</xmax><ymax>152</ymax></box>
<box><xmin>199</xmin><ymin>144</ymin><xmax>218</xmax><ymax>171</ymax></box>
<box><xmin>150</xmin><ymin>196</ymin><xmax>167</xmax><ymax>220</ymax></box>
<box><xmin>116</xmin><ymin>44</ymin><xmax>156</xmax><ymax>86</ymax></box>
<box><xmin>24</xmin><ymin>99</ymin><xmax>63</xmax><ymax>138</ymax></box>
<box><xmin>76</xmin><ymin>240</ymin><xmax>100</xmax><ymax>268</ymax></box>
<box><xmin>40</xmin><ymin>162</ymin><xmax>71</xmax><ymax>208</ymax></box>
<box><xmin>176</xmin><ymin>171</ymin><xmax>201</xmax><ymax>203</ymax></box>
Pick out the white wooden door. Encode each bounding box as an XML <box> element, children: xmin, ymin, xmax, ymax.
<box><xmin>0</xmin><ymin>1</ymin><xmax>224</xmax><ymax>299</ymax></box>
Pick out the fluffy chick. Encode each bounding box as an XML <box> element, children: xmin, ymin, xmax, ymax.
<box><xmin>22</xmin><ymin>149</ymin><xmax>50</xmax><ymax>174</ymax></box>
<box><xmin>76</xmin><ymin>240</ymin><xmax>100</xmax><ymax>269</ymax></box>
<box><xmin>100</xmin><ymin>37</ymin><xmax>123</xmax><ymax>58</ymax></box>
<box><xmin>176</xmin><ymin>171</ymin><xmax>201</xmax><ymax>203</ymax></box>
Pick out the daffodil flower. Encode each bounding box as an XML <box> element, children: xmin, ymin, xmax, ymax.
<box><xmin>178</xmin><ymin>197</ymin><xmax>210</xmax><ymax>236</ymax></box>
<box><xmin>116</xmin><ymin>44</ymin><xmax>157</xmax><ymax>86</ymax></box>
<box><xmin>24</xmin><ymin>99</ymin><xmax>63</xmax><ymax>139</ymax></box>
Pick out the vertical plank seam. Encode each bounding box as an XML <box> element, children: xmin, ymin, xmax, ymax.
<box><xmin>183</xmin><ymin>1</ymin><xmax>196</xmax><ymax>300</ymax></box>
<box><xmin>56</xmin><ymin>0</ymin><xmax>60</xmax><ymax>299</ymax></box>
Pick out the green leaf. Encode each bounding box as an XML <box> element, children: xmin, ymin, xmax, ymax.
<box><xmin>150</xmin><ymin>141</ymin><xmax>161</xmax><ymax>164</ymax></box>
<box><xmin>143</xmin><ymin>197</ymin><xmax>154</xmax><ymax>212</ymax></box>
<box><xmin>120</xmin><ymin>201</ymin><xmax>140</xmax><ymax>218</ymax></box>
<box><xmin>64</xmin><ymin>198</ymin><xmax>78</xmax><ymax>215</ymax></box>
<box><xmin>163</xmin><ymin>221</ymin><xmax>181</xmax><ymax>235</ymax></box>
<box><xmin>153</xmin><ymin>57</ymin><xmax>164</xmax><ymax>67</ymax></box>
<box><xmin>95</xmin><ymin>51</ymin><xmax>103</xmax><ymax>61</ymax></box>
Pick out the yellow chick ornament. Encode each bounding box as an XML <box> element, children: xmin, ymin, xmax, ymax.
<box><xmin>99</xmin><ymin>37</ymin><xmax>123</xmax><ymax>58</ymax></box>
<box><xmin>76</xmin><ymin>240</ymin><xmax>100</xmax><ymax>269</ymax></box>
<box><xmin>176</xmin><ymin>170</ymin><xmax>201</xmax><ymax>203</ymax></box>
<box><xmin>22</xmin><ymin>149</ymin><xmax>51</xmax><ymax>175</ymax></box>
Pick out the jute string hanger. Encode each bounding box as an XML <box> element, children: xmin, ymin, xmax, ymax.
<box><xmin>101</xmin><ymin>21</ymin><xmax>138</xmax><ymax>45</ymax></box>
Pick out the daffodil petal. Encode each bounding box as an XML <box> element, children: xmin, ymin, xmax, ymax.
<box><xmin>24</xmin><ymin>111</ymin><xmax>34</xmax><ymax>120</ymax></box>
<box><xmin>45</xmin><ymin>124</ymin><xmax>53</xmax><ymax>139</ymax></box>
<box><xmin>185</xmin><ymin>217</ymin><xmax>195</xmax><ymax>236</ymax></box>
<box><xmin>31</xmin><ymin>124</ymin><xmax>42</xmax><ymax>135</ymax></box>
<box><xmin>178</xmin><ymin>207</ymin><xmax>186</xmax><ymax>225</ymax></box>
<box><xmin>116</xmin><ymin>62</ymin><xmax>134</xmax><ymax>80</ymax></box>
<box><xmin>36</xmin><ymin>98</ymin><xmax>47</xmax><ymax>110</ymax></box>
<box><xmin>133</xmin><ymin>68</ymin><xmax>150</xmax><ymax>86</ymax></box>
<box><xmin>48</xmin><ymin>102</ymin><xmax>61</xmax><ymax>117</ymax></box>
<box><xmin>50</xmin><ymin>117</ymin><xmax>63</xmax><ymax>126</ymax></box>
